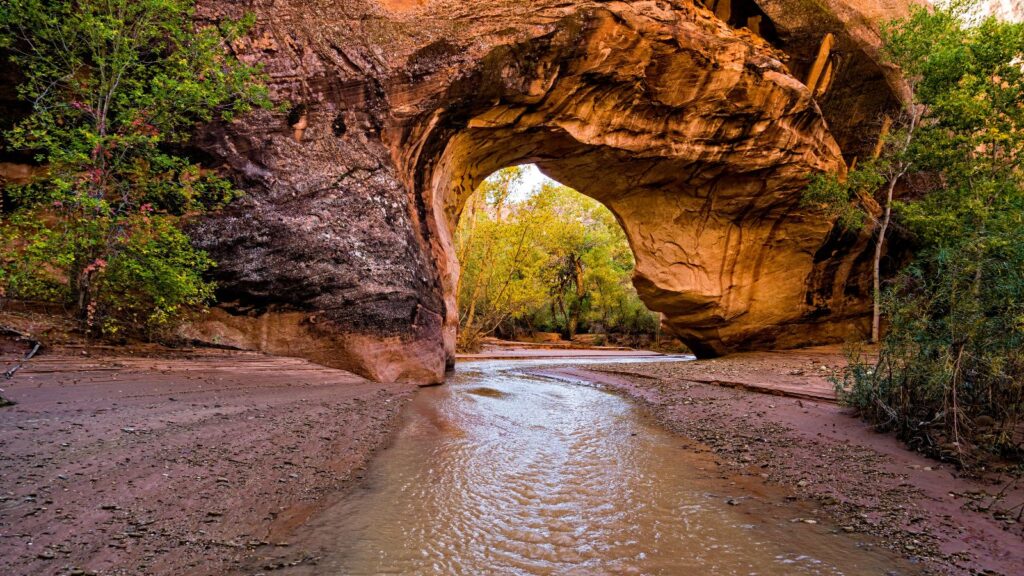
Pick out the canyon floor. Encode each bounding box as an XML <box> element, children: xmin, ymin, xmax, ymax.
<box><xmin>1</xmin><ymin>344</ymin><xmax>1021</xmax><ymax>575</ymax></box>
<box><xmin>0</xmin><ymin>347</ymin><xmax>417</xmax><ymax>576</ymax></box>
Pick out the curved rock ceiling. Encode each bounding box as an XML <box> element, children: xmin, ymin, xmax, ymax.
<box><xmin>186</xmin><ymin>0</ymin><xmax>913</xmax><ymax>382</ymax></box>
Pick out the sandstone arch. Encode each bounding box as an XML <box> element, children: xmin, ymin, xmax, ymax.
<box><xmin>183</xmin><ymin>0</ymin><xmax>913</xmax><ymax>382</ymax></box>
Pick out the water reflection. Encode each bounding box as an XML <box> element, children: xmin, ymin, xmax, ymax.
<box><xmin>305</xmin><ymin>358</ymin><xmax>909</xmax><ymax>575</ymax></box>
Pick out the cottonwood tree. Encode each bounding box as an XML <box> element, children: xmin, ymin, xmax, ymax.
<box><xmin>456</xmin><ymin>170</ymin><xmax>551</xmax><ymax>350</ymax></box>
<box><xmin>802</xmin><ymin>106</ymin><xmax>921</xmax><ymax>344</ymax></box>
<box><xmin>455</xmin><ymin>172</ymin><xmax>656</xmax><ymax>350</ymax></box>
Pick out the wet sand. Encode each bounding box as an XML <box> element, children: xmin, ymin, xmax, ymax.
<box><xmin>456</xmin><ymin>349</ymin><xmax>666</xmax><ymax>360</ymax></box>
<box><xmin>0</xmin><ymin>349</ymin><xmax>415</xmax><ymax>575</ymax></box>
<box><xmin>535</xmin><ymin>346</ymin><xmax>1024</xmax><ymax>576</ymax></box>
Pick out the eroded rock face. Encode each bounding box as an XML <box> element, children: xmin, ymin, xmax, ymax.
<box><xmin>187</xmin><ymin>0</ymin><xmax>912</xmax><ymax>382</ymax></box>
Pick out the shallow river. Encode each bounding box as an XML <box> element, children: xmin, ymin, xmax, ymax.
<box><xmin>302</xmin><ymin>358</ymin><xmax>909</xmax><ymax>575</ymax></box>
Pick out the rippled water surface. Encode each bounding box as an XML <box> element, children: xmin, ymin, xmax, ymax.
<box><xmin>307</xmin><ymin>358</ymin><xmax>908</xmax><ymax>575</ymax></box>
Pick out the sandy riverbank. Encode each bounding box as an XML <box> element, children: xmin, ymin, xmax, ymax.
<box><xmin>0</xmin><ymin>348</ymin><xmax>415</xmax><ymax>576</ymax></box>
<box><xmin>533</xmin><ymin>346</ymin><xmax>1024</xmax><ymax>576</ymax></box>
<box><xmin>3</xmin><ymin>344</ymin><xmax>1021</xmax><ymax>575</ymax></box>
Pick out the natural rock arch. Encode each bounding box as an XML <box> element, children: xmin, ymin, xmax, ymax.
<box><xmin>400</xmin><ymin>6</ymin><xmax>857</xmax><ymax>365</ymax></box>
<box><xmin>184</xmin><ymin>0</ymin><xmax>911</xmax><ymax>383</ymax></box>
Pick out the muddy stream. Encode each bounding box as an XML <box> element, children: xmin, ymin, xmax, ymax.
<box><xmin>285</xmin><ymin>357</ymin><xmax>911</xmax><ymax>575</ymax></box>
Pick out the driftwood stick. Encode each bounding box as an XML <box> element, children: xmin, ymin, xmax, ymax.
<box><xmin>0</xmin><ymin>325</ymin><xmax>31</xmax><ymax>339</ymax></box>
<box><xmin>4</xmin><ymin>340</ymin><xmax>41</xmax><ymax>380</ymax></box>
<box><xmin>1</xmin><ymin>325</ymin><xmax>43</xmax><ymax>405</ymax></box>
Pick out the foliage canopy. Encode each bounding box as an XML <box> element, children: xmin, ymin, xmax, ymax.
<box><xmin>455</xmin><ymin>168</ymin><xmax>658</xmax><ymax>351</ymax></box>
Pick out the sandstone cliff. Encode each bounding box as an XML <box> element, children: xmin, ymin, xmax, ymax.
<box><xmin>181</xmin><ymin>0</ymin><xmax>912</xmax><ymax>382</ymax></box>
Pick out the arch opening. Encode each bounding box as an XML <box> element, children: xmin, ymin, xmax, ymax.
<box><xmin>453</xmin><ymin>165</ymin><xmax>679</xmax><ymax>354</ymax></box>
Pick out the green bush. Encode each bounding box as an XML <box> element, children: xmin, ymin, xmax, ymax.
<box><xmin>0</xmin><ymin>0</ymin><xmax>272</xmax><ymax>338</ymax></box>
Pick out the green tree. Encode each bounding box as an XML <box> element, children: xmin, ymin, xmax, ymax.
<box><xmin>454</xmin><ymin>169</ymin><xmax>657</xmax><ymax>350</ymax></box>
<box><xmin>456</xmin><ymin>170</ymin><xmax>551</xmax><ymax>350</ymax></box>
<box><xmin>832</xmin><ymin>2</ymin><xmax>1024</xmax><ymax>465</ymax></box>
<box><xmin>0</xmin><ymin>0</ymin><xmax>272</xmax><ymax>338</ymax></box>
<box><xmin>802</xmin><ymin>113</ymin><xmax>916</xmax><ymax>343</ymax></box>
<box><xmin>537</xmin><ymin>184</ymin><xmax>634</xmax><ymax>339</ymax></box>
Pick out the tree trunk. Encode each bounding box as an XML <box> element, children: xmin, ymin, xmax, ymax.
<box><xmin>555</xmin><ymin>294</ymin><xmax>569</xmax><ymax>338</ymax></box>
<box><xmin>871</xmin><ymin>177</ymin><xmax>896</xmax><ymax>343</ymax></box>
<box><xmin>870</xmin><ymin>107</ymin><xmax>918</xmax><ymax>343</ymax></box>
<box><xmin>568</xmin><ymin>255</ymin><xmax>585</xmax><ymax>339</ymax></box>
<box><xmin>458</xmin><ymin>279</ymin><xmax>485</xmax><ymax>350</ymax></box>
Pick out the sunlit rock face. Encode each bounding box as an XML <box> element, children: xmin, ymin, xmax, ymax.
<box><xmin>187</xmin><ymin>0</ymin><xmax>912</xmax><ymax>381</ymax></box>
